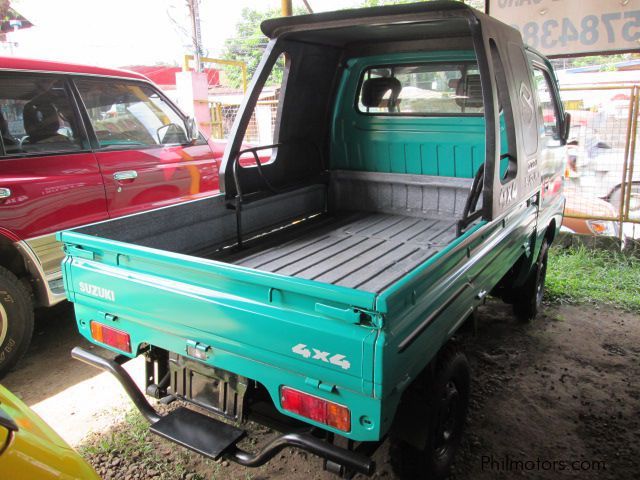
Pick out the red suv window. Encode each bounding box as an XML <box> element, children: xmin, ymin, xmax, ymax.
<box><xmin>0</xmin><ymin>75</ymin><xmax>85</xmax><ymax>156</ymax></box>
<box><xmin>75</xmin><ymin>79</ymin><xmax>189</xmax><ymax>150</ymax></box>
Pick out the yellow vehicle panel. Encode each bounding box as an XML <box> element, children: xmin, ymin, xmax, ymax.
<box><xmin>0</xmin><ymin>385</ymin><xmax>99</xmax><ymax>479</ymax></box>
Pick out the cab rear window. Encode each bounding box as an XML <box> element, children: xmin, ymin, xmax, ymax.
<box><xmin>357</xmin><ymin>62</ymin><xmax>484</xmax><ymax>116</ymax></box>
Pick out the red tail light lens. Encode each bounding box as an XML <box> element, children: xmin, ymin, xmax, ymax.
<box><xmin>90</xmin><ymin>321</ymin><xmax>131</xmax><ymax>353</ymax></box>
<box><xmin>280</xmin><ymin>387</ymin><xmax>351</xmax><ymax>432</ymax></box>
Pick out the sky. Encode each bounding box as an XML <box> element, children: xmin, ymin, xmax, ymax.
<box><xmin>3</xmin><ymin>0</ymin><xmax>364</xmax><ymax>68</ymax></box>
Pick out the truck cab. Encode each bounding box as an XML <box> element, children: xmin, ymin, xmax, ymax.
<box><xmin>60</xmin><ymin>3</ymin><xmax>567</xmax><ymax>479</ymax></box>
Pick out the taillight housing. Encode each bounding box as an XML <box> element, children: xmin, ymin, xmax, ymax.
<box><xmin>90</xmin><ymin>321</ymin><xmax>131</xmax><ymax>353</ymax></box>
<box><xmin>586</xmin><ymin>219</ymin><xmax>617</xmax><ymax>237</ymax></box>
<box><xmin>280</xmin><ymin>386</ymin><xmax>350</xmax><ymax>432</ymax></box>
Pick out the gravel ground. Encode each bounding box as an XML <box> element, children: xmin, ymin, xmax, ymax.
<box><xmin>70</xmin><ymin>300</ymin><xmax>640</xmax><ymax>480</ymax></box>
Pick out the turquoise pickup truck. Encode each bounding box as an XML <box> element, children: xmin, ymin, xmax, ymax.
<box><xmin>60</xmin><ymin>2</ymin><xmax>567</xmax><ymax>478</ymax></box>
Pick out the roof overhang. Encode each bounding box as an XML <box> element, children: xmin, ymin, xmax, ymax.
<box><xmin>261</xmin><ymin>1</ymin><xmax>476</xmax><ymax>42</ymax></box>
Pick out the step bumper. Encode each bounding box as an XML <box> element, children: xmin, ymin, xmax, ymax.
<box><xmin>71</xmin><ymin>346</ymin><xmax>375</xmax><ymax>476</ymax></box>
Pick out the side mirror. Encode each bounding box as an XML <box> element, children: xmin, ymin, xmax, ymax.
<box><xmin>561</xmin><ymin>112</ymin><xmax>571</xmax><ymax>145</ymax></box>
<box><xmin>185</xmin><ymin>116</ymin><xmax>200</xmax><ymax>144</ymax></box>
<box><xmin>157</xmin><ymin>123</ymin><xmax>187</xmax><ymax>145</ymax></box>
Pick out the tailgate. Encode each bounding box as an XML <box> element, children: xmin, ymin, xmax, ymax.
<box><xmin>59</xmin><ymin>230</ymin><xmax>380</xmax><ymax>395</ymax></box>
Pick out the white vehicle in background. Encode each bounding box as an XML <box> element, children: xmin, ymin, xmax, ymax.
<box><xmin>561</xmin><ymin>184</ymin><xmax>619</xmax><ymax>237</ymax></box>
<box><xmin>566</xmin><ymin>131</ymin><xmax>640</xmax><ymax>223</ymax></box>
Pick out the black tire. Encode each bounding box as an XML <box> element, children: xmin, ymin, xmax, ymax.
<box><xmin>390</xmin><ymin>346</ymin><xmax>470</xmax><ymax>480</ymax></box>
<box><xmin>0</xmin><ymin>265</ymin><xmax>34</xmax><ymax>378</ymax></box>
<box><xmin>513</xmin><ymin>240</ymin><xmax>549</xmax><ymax>322</ymax></box>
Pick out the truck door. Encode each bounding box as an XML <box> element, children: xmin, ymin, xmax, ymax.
<box><xmin>73</xmin><ymin>79</ymin><xmax>219</xmax><ymax>218</ymax></box>
<box><xmin>529</xmin><ymin>62</ymin><xmax>566</xmax><ymax>212</ymax></box>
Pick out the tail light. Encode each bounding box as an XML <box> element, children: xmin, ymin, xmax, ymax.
<box><xmin>586</xmin><ymin>220</ymin><xmax>616</xmax><ymax>237</ymax></box>
<box><xmin>90</xmin><ymin>321</ymin><xmax>131</xmax><ymax>353</ymax></box>
<box><xmin>280</xmin><ymin>386</ymin><xmax>350</xmax><ymax>432</ymax></box>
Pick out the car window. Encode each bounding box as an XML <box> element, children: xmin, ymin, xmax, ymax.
<box><xmin>357</xmin><ymin>62</ymin><xmax>484</xmax><ymax>116</ymax></box>
<box><xmin>533</xmin><ymin>68</ymin><xmax>561</xmax><ymax>144</ymax></box>
<box><xmin>75</xmin><ymin>79</ymin><xmax>188</xmax><ymax>149</ymax></box>
<box><xmin>0</xmin><ymin>74</ymin><xmax>84</xmax><ymax>156</ymax></box>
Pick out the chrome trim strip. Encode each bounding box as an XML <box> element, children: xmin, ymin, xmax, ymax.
<box><xmin>14</xmin><ymin>239</ymin><xmax>65</xmax><ymax>307</ymax></box>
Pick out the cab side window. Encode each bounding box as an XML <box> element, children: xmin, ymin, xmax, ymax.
<box><xmin>533</xmin><ymin>68</ymin><xmax>561</xmax><ymax>146</ymax></box>
<box><xmin>75</xmin><ymin>80</ymin><xmax>189</xmax><ymax>149</ymax></box>
<box><xmin>0</xmin><ymin>75</ymin><xmax>84</xmax><ymax>156</ymax></box>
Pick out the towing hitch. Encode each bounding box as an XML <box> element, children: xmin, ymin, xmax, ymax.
<box><xmin>71</xmin><ymin>347</ymin><xmax>375</xmax><ymax>477</ymax></box>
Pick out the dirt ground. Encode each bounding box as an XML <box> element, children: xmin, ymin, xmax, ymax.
<box><xmin>2</xmin><ymin>303</ymin><xmax>147</xmax><ymax>446</ymax></box>
<box><xmin>3</xmin><ymin>299</ymin><xmax>639</xmax><ymax>479</ymax></box>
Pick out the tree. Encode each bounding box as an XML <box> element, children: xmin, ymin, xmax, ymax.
<box><xmin>0</xmin><ymin>1</ymin><xmax>10</xmax><ymax>18</ymax></box>
<box><xmin>550</xmin><ymin>53</ymin><xmax>640</xmax><ymax>72</ymax></box>
<box><xmin>221</xmin><ymin>1</ymin><xmax>487</xmax><ymax>89</ymax></box>
<box><xmin>221</xmin><ymin>6</ymin><xmax>304</xmax><ymax>89</ymax></box>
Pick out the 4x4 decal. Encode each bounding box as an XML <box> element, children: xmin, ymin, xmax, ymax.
<box><xmin>291</xmin><ymin>343</ymin><xmax>351</xmax><ymax>370</ymax></box>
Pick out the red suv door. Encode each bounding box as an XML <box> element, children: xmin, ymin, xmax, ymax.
<box><xmin>0</xmin><ymin>73</ymin><xmax>107</xmax><ymax>273</ymax></box>
<box><xmin>73</xmin><ymin>79</ymin><xmax>220</xmax><ymax>218</ymax></box>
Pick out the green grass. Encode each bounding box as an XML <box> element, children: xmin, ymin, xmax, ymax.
<box><xmin>79</xmin><ymin>409</ymin><xmax>204</xmax><ymax>480</ymax></box>
<box><xmin>546</xmin><ymin>246</ymin><xmax>640</xmax><ymax>313</ymax></box>
<box><xmin>79</xmin><ymin>409</ymin><xmax>150</xmax><ymax>457</ymax></box>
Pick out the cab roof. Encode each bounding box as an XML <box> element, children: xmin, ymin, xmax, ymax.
<box><xmin>261</xmin><ymin>1</ymin><xmax>478</xmax><ymax>40</ymax></box>
<box><xmin>0</xmin><ymin>56</ymin><xmax>149</xmax><ymax>81</ymax></box>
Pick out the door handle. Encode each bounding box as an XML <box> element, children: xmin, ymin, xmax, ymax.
<box><xmin>0</xmin><ymin>188</ymin><xmax>11</xmax><ymax>199</ymax></box>
<box><xmin>113</xmin><ymin>170</ymin><xmax>138</xmax><ymax>182</ymax></box>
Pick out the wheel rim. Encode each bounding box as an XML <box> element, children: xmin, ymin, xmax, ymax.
<box><xmin>434</xmin><ymin>380</ymin><xmax>460</xmax><ymax>459</ymax></box>
<box><xmin>0</xmin><ymin>303</ymin><xmax>8</xmax><ymax>346</ymax></box>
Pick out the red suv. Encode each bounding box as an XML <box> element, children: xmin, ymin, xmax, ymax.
<box><xmin>0</xmin><ymin>57</ymin><xmax>226</xmax><ymax>376</ymax></box>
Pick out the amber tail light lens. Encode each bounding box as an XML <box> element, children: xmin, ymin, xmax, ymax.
<box><xmin>90</xmin><ymin>321</ymin><xmax>131</xmax><ymax>353</ymax></box>
<box><xmin>280</xmin><ymin>386</ymin><xmax>351</xmax><ymax>432</ymax></box>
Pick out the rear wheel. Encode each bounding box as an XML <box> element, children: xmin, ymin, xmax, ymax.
<box><xmin>0</xmin><ymin>266</ymin><xmax>34</xmax><ymax>378</ymax></box>
<box><xmin>390</xmin><ymin>346</ymin><xmax>470</xmax><ymax>480</ymax></box>
<box><xmin>513</xmin><ymin>240</ymin><xmax>549</xmax><ymax>322</ymax></box>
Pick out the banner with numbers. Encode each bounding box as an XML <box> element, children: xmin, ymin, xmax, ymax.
<box><xmin>488</xmin><ymin>0</ymin><xmax>640</xmax><ymax>57</ymax></box>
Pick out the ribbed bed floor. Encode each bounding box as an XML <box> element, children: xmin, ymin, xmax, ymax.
<box><xmin>215</xmin><ymin>212</ymin><xmax>458</xmax><ymax>294</ymax></box>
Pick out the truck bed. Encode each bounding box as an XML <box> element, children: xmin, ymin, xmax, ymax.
<box><xmin>213</xmin><ymin>211</ymin><xmax>457</xmax><ymax>293</ymax></box>
<box><xmin>68</xmin><ymin>172</ymin><xmax>473</xmax><ymax>295</ymax></box>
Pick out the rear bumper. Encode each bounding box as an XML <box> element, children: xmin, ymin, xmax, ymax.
<box><xmin>71</xmin><ymin>346</ymin><xmax>375</xmax><ymax>477</ymax></box>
